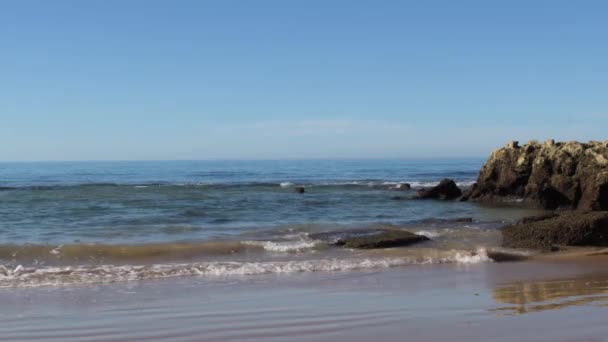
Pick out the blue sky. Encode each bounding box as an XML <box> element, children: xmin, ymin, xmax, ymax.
<box><xmin>1</xmin><ymin>0</ymin><xmax>607</xmax><ymax>161</ymax></box>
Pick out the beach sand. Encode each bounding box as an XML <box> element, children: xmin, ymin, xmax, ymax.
<box><xmin>2</xmin><ymin>255</ymin><xmax>608</xmax><ymax>341</ymax></box>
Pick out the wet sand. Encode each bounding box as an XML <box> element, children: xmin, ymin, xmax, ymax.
<box><xmin>1</xmin><ymin>256</ymin><xmax>608</xmax><ymax>341</ymax></box>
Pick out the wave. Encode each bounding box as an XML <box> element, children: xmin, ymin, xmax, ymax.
<box><xmin>0</xmin><ymin>241</ymin><xmax>261</xmax><ymax>264</ymax></box>
<box><xmin>0</xmin><ymin>249</ymin><xmax>491</xmax><ymax>288</ymax></box>
<box><xmin>0</xmin><ymin>222</ymin><xmax>502</xmax><ymax>264</ymax></box>
<box><xmin>414</xmin><ymin>230</ymin><xmax>442</xmax><ymax>238</ymax></box>
<box><xmin>404</xmin><ymin>180</ymin><xmax>476</xmax><ymax>188</ymax></box>
<box><xmin>242</xmin><ymin>239</ymin><xmax>319</xmax><ymax>252</ymax></box>
<box><xmin>0</xmin><ymin>237</ymin><xmax>325</xmax><ymax>265</ymax></box>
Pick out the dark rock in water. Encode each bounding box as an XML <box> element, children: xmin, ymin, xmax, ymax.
<box><xmin>339</xmin><ymin>230</ymin><xmax>430</xmax><ymax>249</ymax></box>
<box><xmin>486</xmin><ymin>250</ymin><xmax>531</xmax><ymax>262</ymax></box>
<box><xmin>295</xmin><ymin>186</ymin><xmax>306</xmax><ymax>193</ymax></box>
<box><xmin>463</xmin><ymin>140</ymin><xmax>608</xmax><ymax>210</ymax></box>
<box><xmin>501</xmin><ymin>211</ymin><xmax>608</xmax><ymax>250</ymax></box>
<box><xmin>415</xmin><ymin>179</ymin><xmax>462</xmax><ymax>200</ymax></box>
<box><xmin>417</xmin><ymin>217</ymin><xmax>473</xmax><ymax>224</ymax></box>
<box><xmin>395</xmin><ymin>183</ymin><xmax>411</xmax><ymax>190</ymax></box>
<box><xmin>310</xmin><ymin>229</ymin><xmax>430</xmax><ymax>249</ymax></box>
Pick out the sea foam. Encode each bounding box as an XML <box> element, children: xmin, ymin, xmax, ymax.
<box><xmin>0</xmin><ymin>249</ymin><xmax>491</xmax><ymax>288</ymax></box>
<box><xmin>242</xmin><ymin>239</ymin><xmax>319</xmax><ymax>252</ymax></box>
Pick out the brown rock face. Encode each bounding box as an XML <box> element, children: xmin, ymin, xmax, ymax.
<box><xmin>502</xmin><ymin>211</ymin><xmax>608</xmax><ymax>250</ymax></box>
<box><xmin>463</xmin><ymin>140</ymin><xmax>608</xmax><ymax>210</ymax></box>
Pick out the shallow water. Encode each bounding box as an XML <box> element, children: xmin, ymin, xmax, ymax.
<box><xmin>0</xmin><ymin>159</ymin><xmax>548</xmax><ymax>287</ymax></box>
<box><xmin>0</xmin><ymin>159</ymin><xmax>487</xmax><ymax>244</ymax></box>
<box><xmin>0</xmin><ymin>158</ymin><xmax>604</xmax><ymax>339</ymax></box>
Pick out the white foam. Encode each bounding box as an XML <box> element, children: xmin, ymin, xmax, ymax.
<box><xmin>415</xmin><ymin>230</ymin><xmax>442</xmax><ymax>238</ymax></box>
<box><xmin>451</xmin><ymin>248</ymin><xmax>491</xmax><ymax>264</ymax></box>
<box><xmin>279</xmin><ymin>182</ymin><xmax>294</xmax><ymax>188</ymax></box>
<box><xmin>243</xmin><ymin>239</ymin><xmax>318</xmax><ymax>252</ymax></box>
<box><xmin>0</xmin><ymin>249</ymin><xmax>491</xmax><ymax>288</ymax></box>
<box><xmin>407</xmin><ymin>180</ymin><xmax>476</xmax><ymax>188</ymax></box>
<box><xmin>291</xmin><ymin>180</ymin><xmax>476</xmax><ymax>188</ymax></box>
<box><xmin>383</xmin><ymin>182</ymin><xmax>412</xmax><ymax>190</ymax></box>
<box><xmin>50</xmin><ymin>245</ymin><xmax>62</xmax><ymax>255</ymax></box>
<box><xmin>318</xmin><ymin>181</ymin><xmax>363</xmax><ymax>186</ymax></box>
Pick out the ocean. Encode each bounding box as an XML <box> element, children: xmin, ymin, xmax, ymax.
<box><xmin>0</xmin><ymin>159</ymin><xmax>543</xmax><ymax>287</ymax></box>
<box><xmin>3</xmin><ymin>159</ymin><xmax>608</xmax><ymax>342</ymax></box>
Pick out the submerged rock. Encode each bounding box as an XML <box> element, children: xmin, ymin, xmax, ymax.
<box><xmin>395</xmin><ymin>183</ymin><xmax>411</xmax><ymax>190</ymax></box>
<box><xmin>311</xmin><ymin>229</ymin><xmax>430</xmax><ymax>249</ymax></box>
<box><xmin>463</xmin><ymin>140</ymin><xmax>608</xmax><ymax>210</ymax></box>
<box><xmin>339</xmin><ymin>230</ymin><xmax>430</xmax><ymax>249</ymax></box>
<box><xmin>486</xmin><ymin>249</ymin><xmax>531</xmax><ymax>262</ymax></box>
<box><xmin>415</xmin><ymin>179</ymin><xmax>462</xmax><ymax>200</ymax></box>
<box><xmin>501</xmin><ymin>211</ymin><xmax>608</xmax><ymax>250</ymax></box>
<box><xmin>295</xmin><ymin>186</ymin><xmax>306</xmax><ymax>193</ymax></box>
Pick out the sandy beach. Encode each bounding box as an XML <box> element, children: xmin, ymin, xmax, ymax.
<box><xmin>2</xmin><ymin>255</ymin><xmax>608</xmax><ymax>342</ymax></box>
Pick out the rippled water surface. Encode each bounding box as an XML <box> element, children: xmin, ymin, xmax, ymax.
<box><xmin>0</xmin><ymin>159</ymin><xmax>547</xmax><ymax>287</ymax></box>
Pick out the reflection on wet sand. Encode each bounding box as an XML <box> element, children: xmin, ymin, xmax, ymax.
<box><xmin>492</xmin><ymin>272</ymin><xmax>608</xmax><ymax>315</ymax></box>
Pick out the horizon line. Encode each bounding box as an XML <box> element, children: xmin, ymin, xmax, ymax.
<box><xmin>0</xmin><ymin>156</ymin><xmax>488</xmax><ymax>163</ymax></box>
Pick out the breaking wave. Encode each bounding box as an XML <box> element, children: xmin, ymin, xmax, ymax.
<box><xmin>0</xmin><ymin>249</ymin><xmax>491</xmax><ymax>288</ymax></box>
<box><xmin>414</xmin><ymin>230</ymin><xmax>443</xmax><ymax>238</ymax></box>
<box><xmin>242</xmin><ymin>239</ymin><xmax>320</xmax><ymax>252</ymax></box>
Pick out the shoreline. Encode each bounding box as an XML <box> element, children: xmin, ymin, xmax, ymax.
<box><xmin>2</xmin><ymin>155</ymin><xmax>607</xmax><ymax>340</ymax></box>
<box><xmin>2</xmin><ymin>255</ymin><xmax>608</xmax><ymax>341</ymax></box>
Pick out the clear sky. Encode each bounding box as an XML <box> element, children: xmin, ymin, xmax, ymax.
<box><xmin>1</xmin><ymin>0</ymin><xmax>607</xmax><ymax>161</ymax></box>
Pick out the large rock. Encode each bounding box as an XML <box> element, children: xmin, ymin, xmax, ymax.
<box><xmin>463</xmin><ymin>140</ymin><xmax>608</xmax><ymax>210</ymax></box>
<box><xmin>310</xmin><ymin>229</ymin><xmax>430</xmax><ymax>249</ymax></box>
<box><xmin>415</xmin><ymin>179</ymin><xmax>462</xmax><ymax>200</ymax></box>
<box><xmin>502</xmin><ymin>211</ymin><xmax>608</xmax><ymax>250</ymax></box>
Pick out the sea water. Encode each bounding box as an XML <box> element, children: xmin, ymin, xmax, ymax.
<box><xmin>0</xmin><ymin>159</ymin><xmax>542</xmax><ymax>287</ymax></box>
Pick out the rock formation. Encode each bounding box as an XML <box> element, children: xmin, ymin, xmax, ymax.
<box><xmin>415</xmin><ymin>179</ymin><xmax>462</xmax><ymax>200</ymax></box>
<box><xmin>463</xmin><ymin>140</ymin><xmax>608</xmax><ymax>210</ymax></box>
<box><xmin>502</xmin><ymin>211</ymin><xmax>608</xmax><ymax>250</ymax></box>
<box><xmin>310</xmin><ymin>229</ymin><xmax>430</xmax><ymax>249</ymax></box>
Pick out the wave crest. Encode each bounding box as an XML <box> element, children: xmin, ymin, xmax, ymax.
<box><xmin>0</xmin><ymin>249</ymin><xmax>491</xmax><ymax>288</ymax></box>
<box><xmin>242</xmin><ymin>239</ymin><xmax>319</xmax><ymax>252</ymax></box>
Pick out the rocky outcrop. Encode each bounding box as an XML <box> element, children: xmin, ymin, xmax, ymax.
<box><xmin>310</xmin><ymin>229</ymin><xmax>430</xmax><ymax>249</ymax></box>
<box><xmin>415</xmin><ymin>179</ymin><xmax>462</xmax><ymax>200</ymax></box>
<box><xmin>463</xmin><ymin>140</ymin><xmax>608</xmax><ymax>210</ymax></box>
<box><xmin>501</xmin><ymin>211</ymin><xmax>608</xmax><ymax>250</ymax></box>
